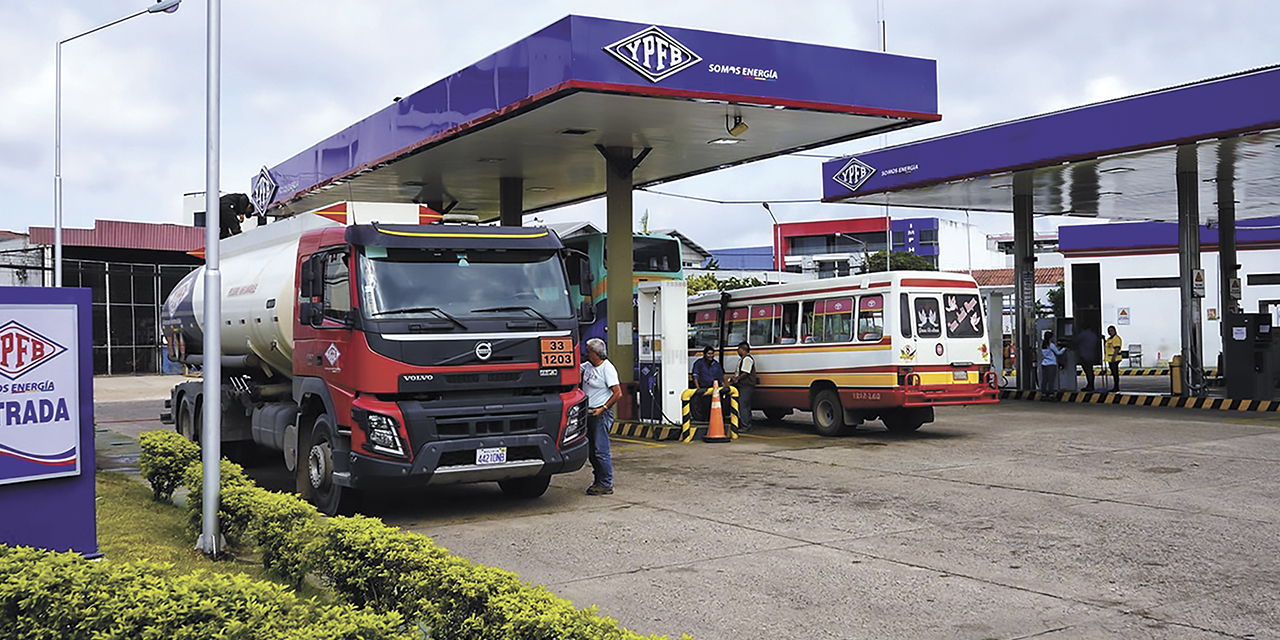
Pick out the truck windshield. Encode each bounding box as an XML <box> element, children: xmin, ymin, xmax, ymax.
<box><xmin>358</xmin><ymin>248</ymin><xmax>573</xmax><ymax>320</ymax></box>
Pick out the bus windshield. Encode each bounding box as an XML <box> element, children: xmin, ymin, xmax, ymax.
<box><xmin>358</xmin><ymin>248</ymin><xmax>573</xmax><ymax>319</ymax></box>
<box><xmin>633</xmin><ymin>236</ymin><xmax>681</xmax><ymax>273</ymax></box>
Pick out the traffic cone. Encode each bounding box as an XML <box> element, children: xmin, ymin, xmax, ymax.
<box><xmin>703</xmin><ymin>381</ymin><xmax>730</xmax><ymax>443</ymax></box>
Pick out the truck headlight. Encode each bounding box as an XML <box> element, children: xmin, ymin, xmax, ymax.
<box><xmin>562</xmin><ymin>401</ymin><xmax>587</xmax><ymax>446</ymax></box>
<box><xmin>362</xmin><ymin>412</ymin><xmax>407</xmax><ymax>458</ymax></box>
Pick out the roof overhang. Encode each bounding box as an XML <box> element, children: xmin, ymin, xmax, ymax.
<box><xmin>822</xmin><ymin>66</ymin><xmax>1280</xmax><ymax>222</ymax></box>
<box><xmin>254</xmin><ymin>15</ymin><xmax>940</xmax><ymax>221</ymax></box>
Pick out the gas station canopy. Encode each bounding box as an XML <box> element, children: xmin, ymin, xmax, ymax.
<box><xmin>253</xmin><ymin>15</ymin><xmax>942</xmax><ymax>219</ymax></box>
<box><xmin>822</xmin><ymin>65</ymin><xmax>1280</xmax><ymax>222</ymax></box>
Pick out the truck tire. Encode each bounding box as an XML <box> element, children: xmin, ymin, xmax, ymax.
<box><xmin>811</xmin><ymin>389</ymin><xmax>847</xmax><ymax>437</ymax></box>
<box><xmin>177</xmin><ymin>396</ymin><xmax>199</xmax><ymax>444</ymax></box>
<box><xmin>498</xmin><ymin>476</ymin><xmax>551</xmax><ymax>499</ymax></box>
<box><xmin>300</xmin><ymin>414</ymin><xmax>355</xmax><ymax>515</ymax></box>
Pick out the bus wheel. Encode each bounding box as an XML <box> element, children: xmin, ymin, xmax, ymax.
<box><xmin>882</xmin><ymin>408</ymin><xmax>927</xmax><ymax>433</ymax></box>
<box><xmin>301</xmin><ymin>414</ymin><xmax>357</xmax><ymax>515</ymax></box>
<box><xmin>811</xmin><ymin>390</ymin><xmax>847</xmax><ymax>437</ymax></box>
<box><xmin>763</xmin><ymin>408</ymin><xmax>791</xmax><ymax>423</ymax></box>
<box><xmin>499</xmin><ymin>476</ymin><xmax>551</xmax><ymax>499</ymax></box>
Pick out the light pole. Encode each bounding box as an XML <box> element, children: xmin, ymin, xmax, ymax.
<box><xmin>837</xmin><ymin>233</ymin><xmax>870</xmax><ymax>273</ymax></box>
<box><xmin>54</xmin><ymin>0</ymin><xmax>182</xmax><ymax>287</ymax></box>
<box><xmin>762</xmin><ymin>202</ymin><xmax>780</xmax><ymax>270</ymax></box>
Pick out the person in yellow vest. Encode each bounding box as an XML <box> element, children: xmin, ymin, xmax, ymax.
<box><xmin>1104</xmin><ymin>325</ymin><xmax>1123</xmax><ymax>393</ymax></box>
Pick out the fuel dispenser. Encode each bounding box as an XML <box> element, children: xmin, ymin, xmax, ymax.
<box><xmin>637</xmin><ymin>280</ymin><xmax>688</xmax><ymax>424</ymax></box>
<box><xmin>1223</xmin><ymin>313</ymin><xmax>1276</xmax><ymax>400</ymax></box>
<box><xmin>1035</xmin><ymin>317</ymin><xmax>1078</xmax><ymax>392</ymax></box>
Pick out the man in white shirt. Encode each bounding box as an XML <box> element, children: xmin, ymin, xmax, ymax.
<box><xmin>580</xmin><ymin>338</ymin><xmax>621</xmax><ymax>495</ymax></box>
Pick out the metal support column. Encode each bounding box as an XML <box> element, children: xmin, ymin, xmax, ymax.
<box><xmin>1012</xmin><ymin>171</ymin><xmax>1037</xmax><ymax>391</ymax></box>
<box><xmin>597</xmin><ymin>145</ymin><xmax>651</xmax><ymax>384</ymax></box>
<box><xmin>499</xmin><ymin>177</ymin><xmax>523</xmax><ymax>227</ymax></box>
<box><xmin>1216</xmin><ymin>139</ymin><xmax>1240</xmax><ymax>329</ymax></box>
<box><xmin>1176</xmin><ymin>143</ymin><xmax>1204</xmax><ymax>397</ymax></box>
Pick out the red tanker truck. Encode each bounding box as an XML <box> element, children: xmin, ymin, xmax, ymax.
<box><xmin>160</xmin><ymin>212</ymin><xmax>593</xmax><ymax>514</ymax></box>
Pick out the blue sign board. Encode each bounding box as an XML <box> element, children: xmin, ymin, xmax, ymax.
<box><xmin>0</xmin><ymin>287</ymin><xmax>97</xmax><ymax>557</ymax></box>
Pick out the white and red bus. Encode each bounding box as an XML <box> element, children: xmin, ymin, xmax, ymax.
<box><xmin>688</xmin><ymin>271</ymin><xmax>998</xmax><ymax>435</ymax></box>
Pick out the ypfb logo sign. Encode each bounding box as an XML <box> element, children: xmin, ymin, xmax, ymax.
<box><xmin>604</xmin><ymin>26</ymin><xmax>702</xmax><ymax>83</ymax></box>
<box><xmin>0</xmin><ymin>321</ymin><xmax>66</xmax><ymax>381</ymax></box>
<box><xmin>833</xmin><ymin>156</ymin><xmax>877</xmax><ymax>192</ymax></box>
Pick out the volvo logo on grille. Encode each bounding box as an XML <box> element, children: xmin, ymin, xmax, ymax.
<box><xmin>603</xmin><ymin>26</ymin><xmax>701</xmax><ymax>83</ymax></box>
<box><xmin>474</xmin><ymin>342</ymin><xmax>493</xmax><ymax>361</ymax></box>
<box><xmin>833</xmin><ymin>157</ymin><xmax>877</xmax><ymax>192</ymax></box>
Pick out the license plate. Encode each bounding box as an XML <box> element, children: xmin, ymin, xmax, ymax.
<box><xmin>476</xmin><ymin>447</ymin><xmax>507</xmax><ymax>465</ymax></box>
<box><xmin>953</xmin><ymin>370</ymin><xmax>970</xmax><ymax>381</ymax></box>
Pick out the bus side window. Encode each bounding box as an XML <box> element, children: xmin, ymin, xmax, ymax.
<box><xmin>858</xmin><ymin>294</ymin><xmax>884</xmax><ymax>341</ymax></box>
<box><xmin>801</xmin><ymin>301</ymin><xmax>816</xmax><ymax>343</ymax></box>
<box><xmin>726</xmin><ymin>307</ymin><xmax>748</xmax><ymax>346</ymax></box>
<box><xmin>915</xmin><ymin>297</ymin><xmax>942</xmax><ymax>338</ymax></box>
<box><xmin>749</xmin><ymin>304</ymin><xmax>777</xmax><ymax>346</ymax></box>
<box><xmin>900</xmin><ymin>293</ymin><xmax>912</xmax><ymax>338</ymax></box>
<box><xmin>825</xmin><ymin>298</ymin><xmax>853</xmax><ymax>342</ymax></box>
<box><xmin>778</xmin><ymin>302</ymin><xmax>798</xmax><ymax>344</ymax></box>
<box><xmin>690</xmin><ymin>310</ymin><xmax>720</xmax><ymax>350</ymax></box>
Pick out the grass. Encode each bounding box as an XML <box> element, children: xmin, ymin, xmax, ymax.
<box><xmin>95</xmin><ymin>471</ymin><xmax>279</xmax><ymax>585</ymax></box>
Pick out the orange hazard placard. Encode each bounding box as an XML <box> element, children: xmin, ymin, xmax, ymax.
<box><xmin>540</xmin><ymin>337</ymin><xmax>574</xmax><ymax>367</ymax></box>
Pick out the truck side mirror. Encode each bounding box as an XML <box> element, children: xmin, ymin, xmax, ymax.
<box><xmin>299</xmin><ymin>300</ymin><xmax>322</xmax><ymax>326</ymax></box>
<box><xmin>579</xmin><ymin>300</ymin><xmax>596</xmax><ymax>325</ymax></box>
<box><xmin>299</xmin><ymin>256</ymin><xmax>319</xmax><ymax>298</ymax></box>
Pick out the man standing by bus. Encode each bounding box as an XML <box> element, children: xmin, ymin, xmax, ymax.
<box><xmin>691</xmin><ymin>346</ymin><xmax>724</xmax><ymax>422</ymax></box>
<box><xmin>729</xmin><ymin>341</ymin><xmax>758</xmax><ymax>432</ymax></box>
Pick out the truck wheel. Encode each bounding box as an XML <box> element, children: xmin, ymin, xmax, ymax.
<box><xmin>885</xmin><ymin>407</ymin><xmax>926</xmax><ymax>432</ymax></box>
<box><xmin>498</xmin><ymin>476</ymin><xmax>551</xmax><ymax>499</ymax></box>
<box><xmin>177</xmin><ymin>396</ymin><xmax>199</xmax><ymax>444</ymax></box>
<box><xmin>301</xmin><ymin>414</ymin><xmax>355</xmax><ymax>515</ymax></box>
<box><xmin>811</xmin><ymin>389</ymin><xmax>847</xmax><ymax>437</ymax></box>
<box><xmin>763</xmin><ymin>408</ymin><xmax>791</xmax><ymax>423</ymax></box>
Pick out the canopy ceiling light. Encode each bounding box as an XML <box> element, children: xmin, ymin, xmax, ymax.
<box><xmin>727</xmin><ymin>114</ymin><xmax>749</xmax><ymax>137</ymax></box>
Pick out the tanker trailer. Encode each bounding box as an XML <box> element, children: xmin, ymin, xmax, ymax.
<box><xmin>161</xmin><ymin>213</ymin><xmax>593</xmax><ymax>514</ymax></box>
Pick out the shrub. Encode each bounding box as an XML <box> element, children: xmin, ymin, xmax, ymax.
<box><xmin>145</xmin><ymin>434</ymin><xmax>691</xmax><ymax>640</ymax></box>
<box><xmin>0</xmin><ymin>544</ymin><xmax>410</xmax><ymax>640</ymax></box>
<box><xmin>183</xmin><ymin>458</ymin><xmax>254</xmax><ymax>544</ymax></box>
<box><xmin>138</xmin><ymin>430</ymin><xmax>200</xmax><ymax>502</ymax></box>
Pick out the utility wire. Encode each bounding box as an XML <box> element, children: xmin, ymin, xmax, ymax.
<box><xmin>637</xmin><ymin>188</ymin><xmax>824</xmax><ymax>206</ymax></box>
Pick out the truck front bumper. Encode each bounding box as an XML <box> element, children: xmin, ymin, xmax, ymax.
<box><xmin>341</xmin><ymin>434</ymin><xmax>587</xmax><ymax>489</ymax></box>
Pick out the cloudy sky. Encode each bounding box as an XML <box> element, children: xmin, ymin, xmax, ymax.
<box><xmin>4</xmin><ymin>1</ymin><xmax>1278</xmax><ymax>251</ymax></box>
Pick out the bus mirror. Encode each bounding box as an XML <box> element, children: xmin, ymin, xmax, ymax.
<box><xmin>577</xmin><ymin>255</ymin><xmax>593</xmax><ymax>297</ymax></box>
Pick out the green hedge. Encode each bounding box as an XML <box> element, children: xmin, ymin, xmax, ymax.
<box><xmin>0</xmin><ymin>545</ymin><xmax>409</xmax><ymax>640</ymax></box>
<box><xmin>138</xmin><ymin>430</ymin><xmax>200</xmax><ymax>502</ymax></box>
<box><xmin>135</xmin><ymin>430</ymin><xmax>688</xmax><ymax>640</ymax></box>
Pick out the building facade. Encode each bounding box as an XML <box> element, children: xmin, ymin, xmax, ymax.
<box><xmin>1060</xmin><ymin>216</ymin><xmax>1280</xmax><ymax>367</ymax></box>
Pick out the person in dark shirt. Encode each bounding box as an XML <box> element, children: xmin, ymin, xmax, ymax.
<box><xmin>690</xmin><ymin>346</ymin><xmax>724</xmax><ymax>422</ymax></box>
<box><xmin>1073</xmin><ymin>326</ymin><xmax>1101</xmax><ymax>392</ymax></box>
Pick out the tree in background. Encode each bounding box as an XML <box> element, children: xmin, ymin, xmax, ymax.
<box><xmin>860</xmin><ymin>250</ymin><xmax>936</xmax><ymax>273</ymax></box>
<box><xmin>686</xmin><ymin>273</ymin><xmax>767</xmax><ymax>295</ymax></box>
<box><xmin>1040</xmin><ymin>281</ymin><xmax>1065</xmax><ymax>319</ymax></box>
